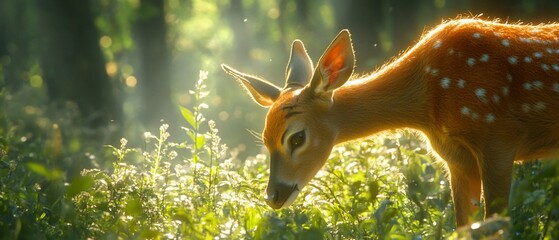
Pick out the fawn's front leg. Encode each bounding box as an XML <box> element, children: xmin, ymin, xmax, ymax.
<box><xmin>478</xmin><ymin>148</ymin><xmax>515</xmax><ymax>219</ymax></box>
<box><xmin>447</xmin><ymin>159</ymin><xmax>482</xmax><ymax>227</ymax></box>
<box><xmin>430</xmin><ymin>136</ymin><xmax>482</xmax><ymax>227</ymax></box>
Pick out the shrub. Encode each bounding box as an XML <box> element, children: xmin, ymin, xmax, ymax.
<box><xmin>1</xmin><ymin>71</ymin><xmax>557</xmax><ymax>239</ymax></box>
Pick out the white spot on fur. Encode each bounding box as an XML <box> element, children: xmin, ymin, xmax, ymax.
<box><xmin>492</xmin><ymin>94</ymin><xmax>501</xmax><ymax>103</ymax></box>
<box><xmin>448</xmin><ymin>48</ymin><xmax>455</xmax><ymax>55</ymax></box>
<box><xmin>508</xmin><ymin>56</ymin><xmax>518</xmax><ymax>65</ymax></box>
<box><xmin>506</xmin><ymin>74</ymin><xmax>513</xmax><ymax>82</ymax></box>
<box><xmin>533</xmin><ymin>81</ymin><xmax>544</xmax><ymax>90</ymax></box>
<box><xmin>542</xmin><ymin>64</ymin><xmax>550</xmax><ymax>71</ymax></box>
<box><xmin>461</xmin><ymin>106</ymin><xmax>471</xmax><ymax>115</ymax></box>
<box><xmin>502</xmin><ymin>39</ymin><xmax>510</xmax><ymax>47</ymax></box>
<box><xmin>503</xmin><ymin>87</ymin><xmax>510</xmax><ymax>96</ymax></box>
<box><xmin>431</xmin><ymin>68</ymin><xmax>440</xmax><ymax>77</ymax></box>
<box><xmin>457</xmin><ymin>79</ymin><xmax>466</xmax><ymax>88</ymax></box>
<box><xmin>440</xmin><ymin>77</ymin><xmax>451</xmax><ymax>89</ymax></box>
<box><xmin>553</xmin><ymin>64</ymin><xmax>559</xmax><ymax>71</ymax></box>
<box><xmin>475</xmin><ymin>88</ymin><xmax>487</xmax><ymax>102</ymax></box>
<box><xmin>519</xmin><ymin>37</ymin><xmax>531</xmax><ymax>43</ymax></box>
<box><xmin>553</xmin><ymin>82</ymin><xmax>559</xmax><ymax>92</ymax></box>
<box><xmin>480</xmin><ymin>54</ymin><xmax>490</xmax><ymax>62</ymax></box>
<box><xmin>467</xmin><ymin>58</ymin><xmax>476</xmax><ymax>67</ymax></box>
<box><xmin>534</xmin><ymin>52</ymin><xmax>544</xmax><ymax>58</ymax></box>
<box><xmin>523</xmin><ymin>82</ymin><xmax>533</xmax><ymax>90</ymax></box>
<box><xmin>434</xmin><ymin>39</ymin><xmax>442</xmax><ymax>49</ymax></box>
<box><xmin>473</xmin><ymin>33</ymin><xmax>481</xmax><ymax>38</ymax></box>
<box><xmin>524</xmin><ymin>57</ymin><xmax>533</xmax><ymax>63</ymax></box>
<box><xmin>534</xmin><ymin>102</ymin><xmax>546</xmax><ymax>110</ymax></box>
<box><xmin>485</xmin><ymin>113</ymin><xmax>496</xmax><ymax>123</ymax></box>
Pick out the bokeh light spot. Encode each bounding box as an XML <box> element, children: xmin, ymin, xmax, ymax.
<box><xmin>24</xmin><ymin>105</ymin><xmax>38</xmax><ymax>115</ymax></box>
<box><xmin>125</xmin><ymin>76</ymin><xmax>137</xmax><ymax>87</ymax></box>
<box><xmin>179</xmin><ymin>93</ymin><xmax>192</xmax><ymax>105</ymax></box>
<box><xmin>268</xmin><ymin>8</ymin><xmax>279</xmax><ymax>19</ymax></box>
<box><xmin>30</xmin><ymin>75</ymin><xmax>43</xmax><ymax>88</ymax></box>
<box><xmin>106</xmin><ymin>62</ymin><xmax>118</xmax><ymax>77</ymax></box>
<box><xmin>100</xmin><ymin>36</ymin><xmax>112</xmax><ymax>48</ymax></box>
<box><xmin>218</xmin><ymin>111</ymin><xmax>229</xmax><ymax>121</ymax></box>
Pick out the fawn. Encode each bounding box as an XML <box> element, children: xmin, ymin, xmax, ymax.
<box><xmin>221</xmin><ymin>18</ymin><xmax>559</xmax><ymax>226</ymax></box>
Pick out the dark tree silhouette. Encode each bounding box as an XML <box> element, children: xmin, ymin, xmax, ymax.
<box><xmin>0</xmin><ymin>0</ymin><xmax>35</xmax><ymax>91</ymax></box>
<box><xmin>134</xmin><ymin>0</ymin><xmax>175</xmax><ymax>128</ymax></box>
<box><xmin>331</xmin><ymin>0</ymin><xmax>384</xmax><ymax>71</ymax></box>
<box><xmin>36</xmin><ymin>0</ymin><xmax>121</xmax><ymax>128</ymax></box>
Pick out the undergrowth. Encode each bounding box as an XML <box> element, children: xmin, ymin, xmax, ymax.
<box><xmin>1</xmin><ymin>71</ymin><xmax>558</xmax><ymax>239</ymax></box>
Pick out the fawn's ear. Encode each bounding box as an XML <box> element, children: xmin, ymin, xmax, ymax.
<box><xmin>284</xmin><ymin>40</ymin><xmax>313</xmax><ymax>88</ymax></box>
<box><xmin>308</xmin><ymin>30</ymin><xmax>355</xmax><ymax>99</ymax></box>
<box><xmin>221</xmin><ymin>64</ymin><xmax>281</xmax><ymax>107</ymax></box>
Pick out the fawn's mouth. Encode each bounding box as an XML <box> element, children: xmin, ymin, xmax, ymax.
<box><xmin>264</xmin><ymin>183</ymin><xmax>301</xmax><ymax>209</ymax></box>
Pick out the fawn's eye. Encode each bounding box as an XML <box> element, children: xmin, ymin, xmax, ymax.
<box><xmin>289</xmin><ymin>130</ymin><xmax>306</xmax><ymax>152</ymax></box>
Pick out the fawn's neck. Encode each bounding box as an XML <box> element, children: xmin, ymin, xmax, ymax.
<box><xmin>330</xmin><ymin>52</ymin><xmax>430</xmax><ymax>144</ymax></box>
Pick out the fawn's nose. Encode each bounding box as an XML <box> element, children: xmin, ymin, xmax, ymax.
<box><xmin>264</xmin><ymin>182</ymin><xmax>298</xmax><ymax>209</ymax></box>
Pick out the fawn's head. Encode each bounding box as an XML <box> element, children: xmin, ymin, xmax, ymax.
<box><xmin>222</xmin><ymin>30</ymin><xmax>355</xmax><ymax>209</ymax></box>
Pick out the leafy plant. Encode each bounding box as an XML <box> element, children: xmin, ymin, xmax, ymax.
<box><xmin>1</xmin><ymin>71</ymin><xmax>558</xmax><ymax>239</ymax></box>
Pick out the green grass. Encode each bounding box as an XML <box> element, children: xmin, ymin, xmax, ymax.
<box><xmin>1</xmin><ymin>71</ymin><xmax>558</xmax><ymax>239</ymax></box>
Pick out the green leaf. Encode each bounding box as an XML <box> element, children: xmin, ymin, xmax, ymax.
<box><xmin>299</xmin><ymin>228</ymin><xmax>324</xmax><ymax>239</ymax></box>
<box><xmin>27</xmin><ymin>162</ymin><xmax>48</xmax><ymax>175</ymax></box>
<box><xmin>195</xmin><ymin>135</ymin><xmax>206</xmax><ymax>149</ymax></box>
<box><xmin>124</xmin><ymin>197</ymin><xmax>142</xmax><ymax>216</ymax></box>
<box><xmin>173</xmin><ymin>209</ymin><xmax>192</xmax><ymax>223</ymax></box>
<box><xmin>139</xmin><ymin>229</ymin><xmax>161</xmax><ymax>239</ymax></box>
<box><xmin>180</xmin><ymin>105</ymin><xmax>196</xmax><ymax>128</ymax></box>
<box><xmin>368</xmin><ymin>180</ymin><xmax>380</xmax><ymax>203</ymax></box>
<box><xmin>66</xmin><ymin>176</ymin><xmax>94</xmax><ymax>198</ymax></box>
<box><xmin>27</xmin><ymin>162</ymin><xmax>62</xmax><ymax>180</ymax></box>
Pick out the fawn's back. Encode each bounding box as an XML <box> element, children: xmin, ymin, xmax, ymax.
<box><xmin>422</xmin><ymin>19</ymin><xmax>559</xmax><ymax>160</ymax></box>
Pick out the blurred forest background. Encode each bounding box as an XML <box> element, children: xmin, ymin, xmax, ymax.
<box><xmin>2</xmin><ymin>0</ymin><xmax>559</xmax><ymax>239</ymax></box>
<box><xmin>2</xmin><ymin>0</ymin><xmax>559</xmax><ymax>158</ymax></box>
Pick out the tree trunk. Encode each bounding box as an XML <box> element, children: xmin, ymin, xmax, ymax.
<box><xmin>134</xmin><ymin>0</ymin><xmax>174</xmax><ymax>128</ymax></box>
<box><xmin>1</xmin><ymin>0</ymin><xmax>39</xmax><ymax>91</ymax></box>
<box><xmin>36</xmin><ymin>0</ymin><xmax>121</xmax><ymax>128</ymax></box>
